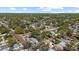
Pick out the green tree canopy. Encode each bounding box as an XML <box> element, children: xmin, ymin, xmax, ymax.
<box><xmin>15</xmin><ymin>26</ymin><xmax>24</xmax><ymax>34</ymax></box>
<box><xmin>7</xmin><ymin>36</ymin><xmax>16</xmax><ymax>47</ymax></box>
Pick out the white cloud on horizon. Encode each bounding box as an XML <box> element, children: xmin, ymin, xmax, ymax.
<box><xmin>64</xmin><ymin>9</ymin><xmax>79</xmax><ymax>13</ymax></box>
<box><xmin>40</xmin><ymin>7</ymin><xmax>52</xmax><ymax>11</ymax></box>
<box><xmin>39</xmin><ymin>7</ymin><xmax>79</xmax><ymax>13</ymax></box>
<box><xmin>10</xmin><ymin>8</ymin><xmax>16</xmax><ymax>11</ymax></box>
<box><xmin>22</xmin><ymin>8</ymin><xmax>27</xmax><ymax>11</ymax></box>
<box><xmin>39</xmin><ymin>7</ymin><xmax>64</xmax><ymax>12</ymax></box>
<box><xmin>73</xmin><ymin>10</ymin><xmax>79</xmax><ymax>13</ymax></box>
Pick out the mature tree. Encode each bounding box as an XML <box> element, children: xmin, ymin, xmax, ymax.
<box><xmin>7</xmin><ymin>36</ymin><xmax>16</xmax><ymax>47</ymax></box>
<box><xmin>31</xmin><ymin>30</ymin><xmax>42</xmax><ymax>41</ymax></box>
<box><xmin>0</xmin><ymin>26</ymin><xmax>9</xmax><ymax>34</ymax></box>
<box><xmin>15</xmin><ymin>26</ymin><xmax>24</xmax><ymax>34</ymax></box>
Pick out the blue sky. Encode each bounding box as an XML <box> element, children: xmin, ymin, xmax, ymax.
<box><xmin>0</xmin><ymin>7</ymin><xmax>79</xmax><ymax>13</ymax></box>
<box><xmin>0</xmin><ymin>0</ymin><xmax>79</xmax><ymax>13</ymax></box>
